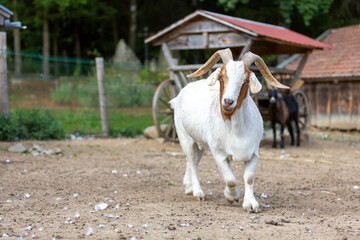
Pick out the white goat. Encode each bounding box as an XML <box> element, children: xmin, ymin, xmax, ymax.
<box><xmin>170</xmin><ymin>49</ymin><xmax>288</xmax><ymax>212</ymax></box>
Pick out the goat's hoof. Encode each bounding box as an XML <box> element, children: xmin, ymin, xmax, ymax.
<box><xmin>242</xmin><ymin>197</ymin><xmax>259</xmax><ymax>213</ymax></box>
<box><xmin>184</xmin><ymin>185</ymin><xmax>193</xmax><ymax>195</ymax></box>
<box><xmin>224</xmin><ymin>185</ymin><xmax>240</xmax><ymax>204</ymax></box>
<box><xmin>196</xmin><ymin>196</ymin><xmax>205</xmax><ymax>201</ymax></box>
<box><xmin>194</xmin><ymin>190</ymin><xmax>205</xmax><ymax>201</ymax></box>
<box><xmin>227</xmin><ymin>199</ymin><xmax>234</xmax><ymax>204</ymax></box>
<box><xmin>272</xmin><ymin>145</ymin><xmax>277</xmax><ymax>149</ymax></box>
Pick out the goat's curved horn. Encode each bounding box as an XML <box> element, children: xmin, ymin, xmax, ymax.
<box><xmin>187</xmin><ymin>48</ymin><xmax>233</xmax><ymax>78</ymax></box>
<box><xmin>241</xmin><ymin>52</ymin><xmax>289</xmax><ymax>89</ymax></box>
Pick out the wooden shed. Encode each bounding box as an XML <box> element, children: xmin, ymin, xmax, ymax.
<box><xmin>284</xmin><ymin>24</ymin><xmax>360</xmax><ymax>130</ymax></box>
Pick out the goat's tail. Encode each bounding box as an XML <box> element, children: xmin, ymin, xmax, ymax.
<box><xmin>169</xmin><ymin>97</ymin><xmax>177</xmax><ymax>110</ymax></box>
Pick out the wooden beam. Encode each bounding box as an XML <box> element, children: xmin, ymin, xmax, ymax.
<box><xmin>238</xmin><ymin>38</ymin><xmax>252</xmax><ymax>60</ymax></box>
<box><xmin>290</xmin><ymin>51</ymin><xmax>310</xmax><ymax>87</ymax></box>
<box><xmin>202</xmin><ymin>32</ymin><xmax>208</xmax><ymax>48</ymax></box>
<box><xmin>161</xmin><ymin>43</ymin><xmax>175</xmax><ymax>68</ymax></box>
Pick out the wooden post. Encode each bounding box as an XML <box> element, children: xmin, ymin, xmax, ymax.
<box><xmin>290</xmin><ymin>51</ymin><xmax>310</xmax><ymax>87</ymax></box>
<box><xmin>95</xmin><ymin>57</ymin><xmax>109</xmax><ymax>136</ymax></box>
<box><xmin>0</xmin><ymin>32</ymin><xmax>9</xmax><ymax>118</ymax></box>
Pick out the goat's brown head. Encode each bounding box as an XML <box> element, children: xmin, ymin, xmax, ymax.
<box><xmin>187</xmin><ymin>49</ymin><xmax>289</xmax><ymax>121</ymax></box>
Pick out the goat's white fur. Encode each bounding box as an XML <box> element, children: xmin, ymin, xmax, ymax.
<box><xmin>170</xmin><ymin>60</ymin><xmax>263</xmax><ymax>211</ymax></box>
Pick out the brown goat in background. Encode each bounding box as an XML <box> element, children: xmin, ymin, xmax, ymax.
<box><xmin>268</xmin><ymin>89</ymin><xmax>300</xmax><ymax>148</ymax></box>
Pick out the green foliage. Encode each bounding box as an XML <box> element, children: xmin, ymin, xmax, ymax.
<box><xmin>280</xmin><ymin>0</ymin><xmax>334</xmax><ymax>26</ymax></box>
<box><xmin>50</xmin><ymin>108</ymin><xmax>153</xmax><ymax>137</ymax></box>
<box><xmin>217</xmin><ymin>0</ymin><xmax>334</xmax><ymax>26</ymax></box>
<box><xmin>0</xmin><ymin>108</ymin><xmax>65</xmax><ymax>141</ymax></box>
<box><xmin>0</xmin><ymin>116</ymin><xmax>27</xmax><ymax>141</ymax></box>
<box><xmin>51</xmin><ymin>64</ymin><xmax>156</xmax><ymax>108</ymax></box>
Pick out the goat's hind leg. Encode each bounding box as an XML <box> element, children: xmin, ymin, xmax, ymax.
<box><xmin>243</xmin><ymin>149</ymin><xmax>260</xmax><ymax>212</ymax></box>
<box><xmin>213</xmin><ymin>151</ymin><xmax>240</xmax><ymax>204</ymax></box>
<box><xmin>181</xmin><ymin>141</ymin><xmax>205</xmax><ymax>200</ymax></box>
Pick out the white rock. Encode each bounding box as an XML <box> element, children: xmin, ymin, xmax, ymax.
<box><xmin>114</xmin><ymin>190</ymin><xmax>118</xmax><ymax>194</ymax></box>
<box><xmin>86</xmin><ymin>227</ymin><xmax>93</xmax><ymax>236</ymax></box>
<box><xmin>115</xmin><ymin>203</ymin><xmax>121</xmax><ymax>209</ymax></box>
<box><xmin>108</xmin><ymin>214</ymin><xmax>114</xmax><ymax>218</ymax></box>
<box><xmin>354</xmin><ymin>185</ymin><xmax>359</xmax><ymax>190</ymax></box>
<box><xmin>142</xmin><ymin>224</ymin><xmax>149</xmax><ymax>229</ymax></box>
<box><xmin>0</xmin><ymin>217</ymin><xmax>2</xmax><ymax>221</ymax></box>
<box><xmin>63</xmin><ymin>206</ymin><xmax>68</xmax><ymax>211</ymax></box>
<box><xmin>75</xmin><ymin>212</ymin><xmax>80</xmax><ymax>218</ymax></box>
<box><xmin>94</xmin><ymin>203</ymin><xmax>108</xmax><ymax>211</ymax></box>
<box><xmin>207</xmin><ymin>190</ymin><xmax>213</xmax><ymax>196</ymax></box>
<box><xmin>123</xmin><ymin>174</ymin><xmax>128</xmax><ymax>177</ymax></box>
<box><xmin>206</xmin><ymin>181</ymin><xmax>211</xmax><ymax>184</ymax></box>
<box><xmin>73</xmin><ymin>193</ymin><xmax>79</xmax><ymax>198</ymax></box>
<box><xmin>56</xmin><ymin>197</ymin><xmax>61</xmax><ymax>201</ymax></box>
<box><xmin>25</xmin><ymin>193</ymin><xmax>31</xmax><ymax>198</ymax></box>
<box><xmin>25</xmin><ymin>226</ymin><xmax>32</xmax><ymax>231</ymax></box>
<box><xmin>127</xmin><ymin>224</ymin><xmax>133</xmax><ymax>228</ymax></box>
<box><xmin>115</xmin><ymin>229</ymin><xmax>119</xmax><ymax>232</ymax></box>
<box><xmin>136</xmin><ymin>170</ymin><xmax>142</xmax><ymax>174</ymax></box>
<box><xmin>180</xmin><ymin>223</ymin><xmax>189</xmax><ymax>227</ymax></box>
<box><xmin>2</xmin><ymin>233</ymin><xmax>9</xmax><ymax>237</ymax></box>
<box><xmin>130</xmin><ymin>237</ymin><xmax>137</xmax><ymax>240</ymax></box>
<box><xmin>98</xmin><ymin>223</ymin><xmax>105</xmax><ymax>228</ymax></box>
<box><xmin>112</xmin><ymin>170</ymin><xmax>118</xmax><ymax>174</ymax></box>
<box><xmin>5</xmin><ymin>159</ymin><xmax>10</xmax><ymax>163</ymax></box>
<box><xmin>8</xmin><ymin>143</ymin><xmax>27</xmax><ymax>153</ymax></box>
<box><xmin>262</xmin><ymin>204</ymin><xmax>271</xmax><ymax>208</ymax></box>
<box><xmin>5</xmin><ymin>200</ymin><xmax>12</xmax><ymax>203</ymax></box>
<box><xmin>260</xmin><ymin>193</ymin><xmax>268</xmax><ymax>199</ymax></box>
<box><xmin>38</xmin><ymin>227</ymin><xmax>43</xmax><ymax>232</ymax></box>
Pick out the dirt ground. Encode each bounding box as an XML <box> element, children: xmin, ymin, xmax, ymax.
<box><xmin>0</xmin><ymin>130</ymin><xmax>359</xmax><ymax>240</ymax></box>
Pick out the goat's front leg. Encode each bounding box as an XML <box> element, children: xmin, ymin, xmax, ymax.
<box><xmin>271</xmin><ymin>122</ymin><xmax>277</xmax><ymax>148</ymax></box>
<box><xmin>280</xmin><ymin>124</ymin><xmax>285</xmax><ymax>148</ymax></box>
<box><xmin>212</xmin><ymin>150</ymin><xmax>240</xmax><ymax>204</ymax></box>
<box><xmin>243</xmin><ymin>151</ymin><xmax>260</xmax><ymax>212</ymax></box>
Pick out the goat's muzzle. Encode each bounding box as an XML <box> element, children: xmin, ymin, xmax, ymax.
<box><xmin>223</xmin><ymin>98</ymin><xmax>235</xmax><ymax>111</ymax></box>
<box><xmin>270</xmin><ymin>96</ymin><xmax>276</xmax><ymax>104</ymax></box>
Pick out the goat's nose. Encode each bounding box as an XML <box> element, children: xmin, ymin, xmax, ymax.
<box><xmin>224</xmin><ymin>98</ymin><xmax>234</xmax><ymax>106</ymax></box>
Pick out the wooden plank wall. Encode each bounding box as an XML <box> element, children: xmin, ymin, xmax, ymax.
<box><xmin>303</xmin><ymin>80</ymin><xmax>360</xmax><ymax>130</ymax></box>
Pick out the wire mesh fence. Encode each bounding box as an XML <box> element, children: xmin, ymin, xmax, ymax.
<box><xmin>6</xmin><ymin>51</ymin><xmax>168</xmax><ymax>136</ymax></box>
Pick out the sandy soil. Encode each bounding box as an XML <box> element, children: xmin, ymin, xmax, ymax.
<box><xmin>0</xmin><ymin>131</ymin><xmax>359</xmax><ymax>240</ymax></box>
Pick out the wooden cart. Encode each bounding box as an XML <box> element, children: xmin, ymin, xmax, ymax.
<box><xmin>145</xmin><ymin>10</ymin><xmax>329</xmax><ymax>142</ymax></box>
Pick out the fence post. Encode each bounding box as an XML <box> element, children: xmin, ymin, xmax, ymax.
<box><xmin>95</xmin><ymin>57</ymin><xmax>109</xmax><ymax>136</ymax></box>
<box><xmin>0</xmin><ymin>32</ymin><xmax>9</xmax><ymax>118</ymax></box>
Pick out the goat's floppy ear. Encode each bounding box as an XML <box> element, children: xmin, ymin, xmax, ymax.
<box><xmin>249</xmin><ymin>72</ymin><xmax>262</xmax><ymax>93</ymax></box>
<box><xmin>207</xmin><ymin>68</ymin><xmax>221</xmax><ymax>86</ymax></box>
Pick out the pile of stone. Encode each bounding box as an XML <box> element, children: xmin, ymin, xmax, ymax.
<box><xmin>143</xmin><ymin>125</ymin><xmax>168</xmax><ymax>144</ymax></box>
<box><xmin>8</xmin><ymin>143</ymin><xmax>63</xmax><ymax>156</ymax></box>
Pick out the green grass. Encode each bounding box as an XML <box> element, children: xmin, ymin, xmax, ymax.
<box><xmin>51</xmin><ymin>107</ymin><xmax>153</xmax><ymax>137</ymax></box>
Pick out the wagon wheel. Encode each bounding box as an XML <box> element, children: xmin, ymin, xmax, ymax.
<box><xmin>293</xmin><ymin>90</ymin><xmax>310</xmax><ymax>130</ymax></box>
<box><xmin>152</xmin><ymin>79</ymin><xmax>179</xmax><ymax>142</ymax></box>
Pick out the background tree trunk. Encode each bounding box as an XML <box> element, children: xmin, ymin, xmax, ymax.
<box><xmin>52</xmin><ymin>24</ymin><xmax>59</xmax><ymax>77</ymax></box>
<box><xmin>13</xmin><ymin>0</ymin><xmax>21</xmax><ymax>77</ymax></box>
<box><xmin>128</xmin><ymin>0</ymin><xmax>137</xmax><ymax>50</ymax></box>
<box><xmin>42</xmin><ymin>11</ymin><xmax>50</xmax><ymax>79</ymax></box>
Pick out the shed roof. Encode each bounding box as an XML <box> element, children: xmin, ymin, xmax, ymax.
<box><xmin>0</xmin><ymin>5</ymin><xmax>12</xmax><ymax>18</ymax></box>
<box><xmin>146</xmin><ymin>10</ymin><xmax>330</xmax><ymax>51</ymax></box>
<box><xmin>285</xmin><ymin>24</ymin><xmax>360</xmax><ymax>80</ymax></box>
